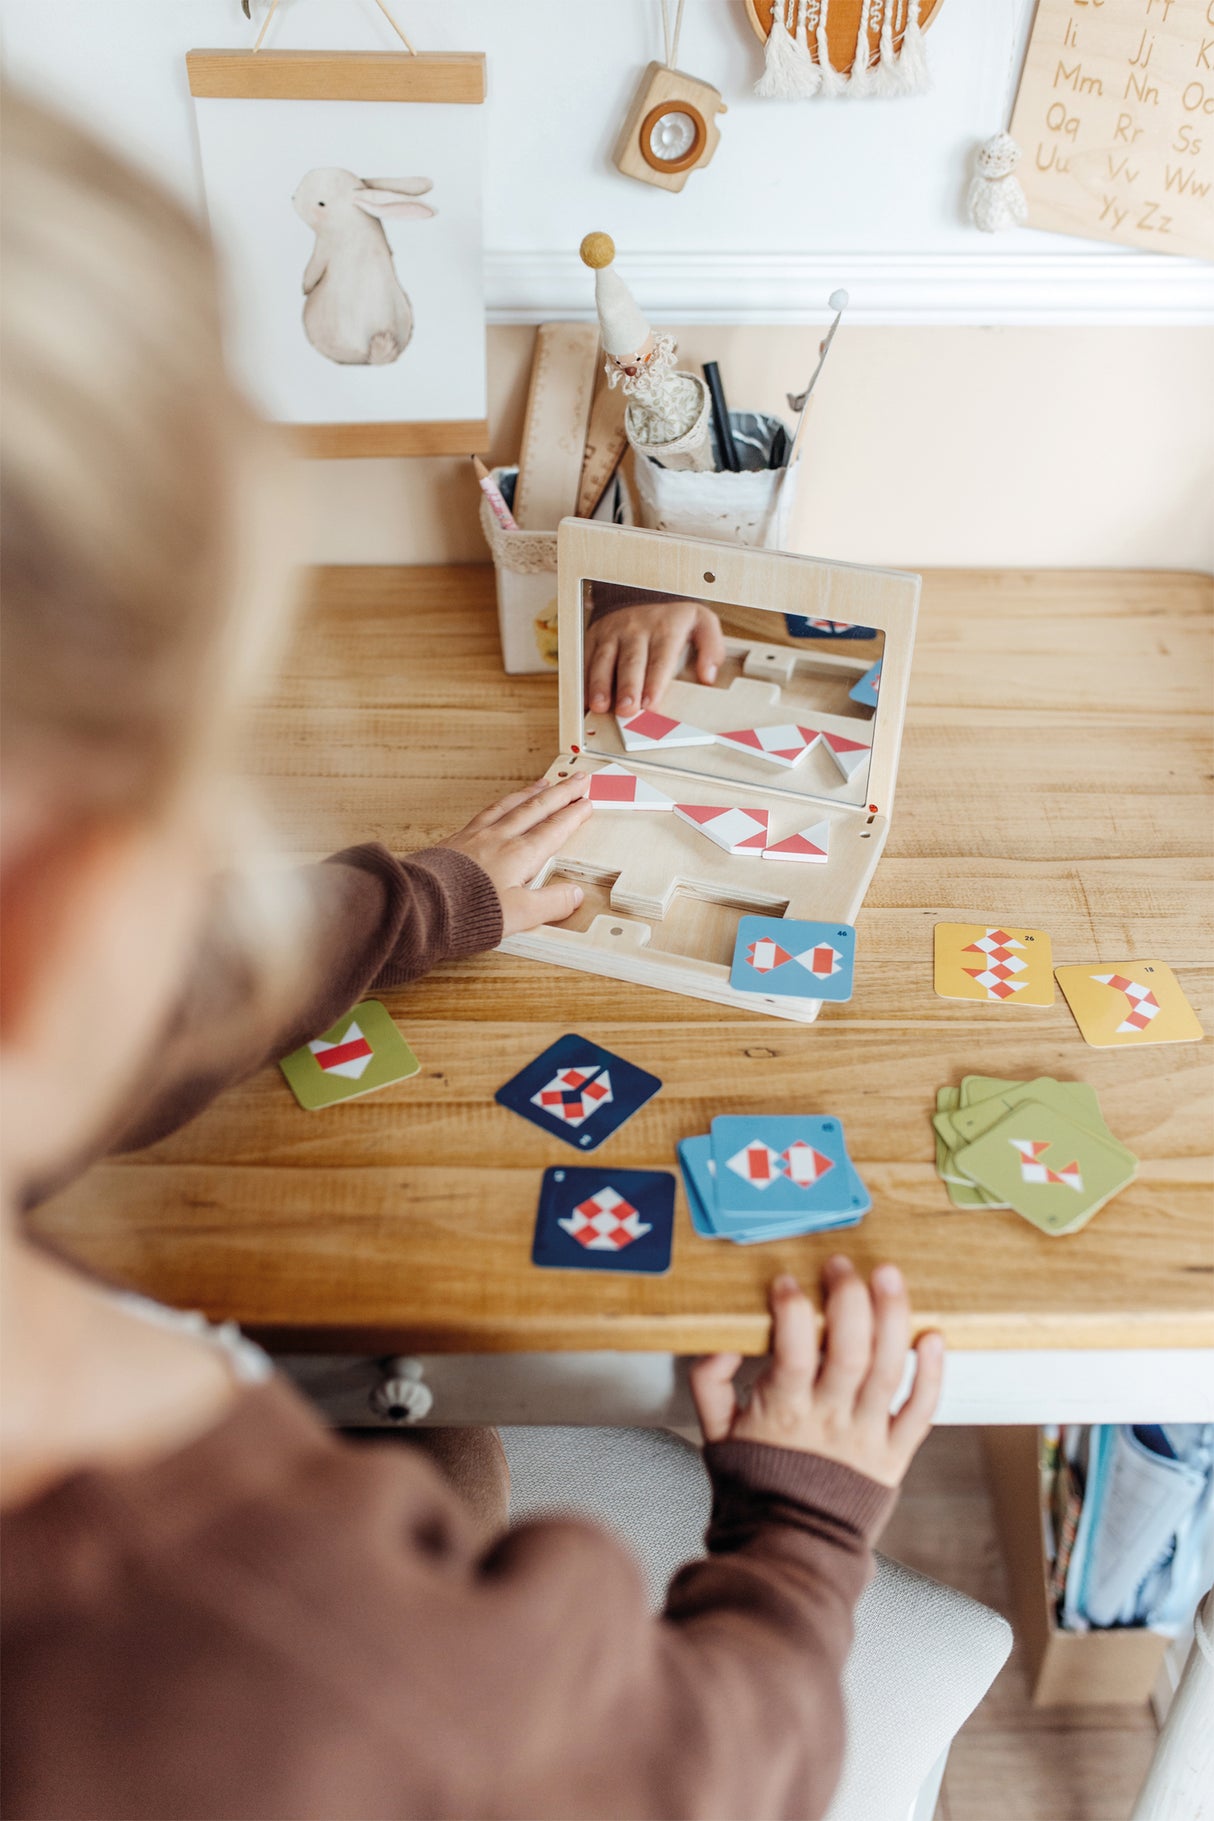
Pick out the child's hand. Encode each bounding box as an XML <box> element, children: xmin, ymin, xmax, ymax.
<box><xmin>690</xmin><ymin>1261</ymin><xmax>944</xmax><ymax>1490</ymax></box>
<box><xmin>441</xmin><ymin>776</ymin><xmax>593</xmax><ymax>937</ymax></box>
<box><xmin>585</xmin><ymin>599</ymin><xmax>726</xmax><ymax>717</ymax></box>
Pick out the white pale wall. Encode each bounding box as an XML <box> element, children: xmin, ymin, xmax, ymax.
<box><xmin>4</xmin><ymin>0</ymin><xmax>1212</xmax><ymax>570</ymax></box>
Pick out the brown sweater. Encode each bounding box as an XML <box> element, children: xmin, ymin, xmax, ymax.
<box><xmin>1</xmin><ymin>1378</ymin><xmax>892</xmax><ymax>1821</ymax></box>
<box><xmin>7</xmin><ymin>839</ymin><xmax>896</xmax><ymax>1820</ymax></box>
<box><xmin>28</xmin><ymin>842</ymin><xmax>502</xmax><ymax>1202</ymax></box>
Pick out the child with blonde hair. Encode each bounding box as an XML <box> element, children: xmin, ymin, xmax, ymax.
<box><xmin>0</xmin><ymin>88</ymin><xmax>941</xmax><ymax>1821</ymax></box>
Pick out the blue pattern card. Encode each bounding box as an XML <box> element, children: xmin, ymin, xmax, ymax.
<box><xmin>730</xmin><ymin>918</ymin><xmax>857</xmax><ymax>1003</ymax></box>
<box><xmin>678</xmin><ymin>1137</ymin><xmax>720</xmax><ymax>1238</ymax></box>
<box><xmin>532</xmin><ymin>1167</ymin><xmax>674</xmax><ymax>1274</ymax></box>
<box><xmin>709</xmin><ymin>1115</ymin><xmax>871</xmax><ymax>1221</ymax></box>
<box><xmin>709</xmin><ymin>1190</ymin><xmax>867</xmax><ymax>1243</ymax></box>
<box><xmin>680</xmin><ymin>1134</ymin><xmax>868</xmax><ymax>1244</ymax></box>
<box><xmin>496</xmin><ymin>1034</ymin><xmax>661</xmax><ymax>1151</ymax></box>
<box><xmin>848</xmin><ymin>659</ymin><xmax>882</xmax><ymax>708</ymax></box>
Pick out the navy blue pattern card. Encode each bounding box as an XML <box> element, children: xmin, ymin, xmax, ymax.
<box><xmin>730</xmin><ymin>917</ymin><xmax>857</xmax><ymax>1003</ymax></box>
<box><xmin>709</xmin><ymin>1115</ymin><xmax>871</xmax><ymax>1223</ymax></box>
<box><xmin>496</xmin><ymin>1034</ymin><xmax>662</xmax><ymax>1151</ymax></box>
<box><xmin>784</xmin><ymin>615</ymin><xmax>877</xmax><ymax>641</ymax></box>
<box><xmin>532</xmin><ymin>1167</ymin><xmax>675</xmax><ymax>1274</ymax></box>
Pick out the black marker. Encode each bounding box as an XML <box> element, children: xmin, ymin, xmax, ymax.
<box><xmin>702</xmin><ymin>361</ymin><xmax>740</xmax><ymax>472</ymax></box>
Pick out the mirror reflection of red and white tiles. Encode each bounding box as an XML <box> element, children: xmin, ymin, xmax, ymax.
<box><xmin>615</xmin><ymin>711</ymin><xmax>869</xmax><ymax>781</ymax></box>
<box><xmin>588</xmin><ymin>718</ymin><xmax>857</xmax><ymax>862</ymax></box>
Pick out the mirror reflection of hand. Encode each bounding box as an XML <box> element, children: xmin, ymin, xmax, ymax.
<box><xmin>585</xmin><ymin>599</ymin><xmax>726</xmax><ymax>717</ymax></box>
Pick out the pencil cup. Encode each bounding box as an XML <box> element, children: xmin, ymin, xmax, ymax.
<box><xmin>478</xmin><ymin>468</ymin><xmax>559</xmax><ymax>675</ymax></box>
<box><xmin>630</xmin><ymin>410</ymin><xmax>798</xmax><ymax>549</ymax></box>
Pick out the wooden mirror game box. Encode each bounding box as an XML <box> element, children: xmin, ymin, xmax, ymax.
<box><xmin>500</xmin><ymin>521</ymin><xmax>920</xmax><ymax>1022</ymax></box>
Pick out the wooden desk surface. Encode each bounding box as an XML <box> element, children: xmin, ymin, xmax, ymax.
<box><xmin>33</xmin><ymin>567</ymin><xmax>1214</xmax><ymax>1356</ymax></box>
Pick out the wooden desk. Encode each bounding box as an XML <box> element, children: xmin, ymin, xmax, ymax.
<box><xmin>33</xmin><ymin>567</ymin><xmax>1214</xmax><ymax>1422</ymax></box>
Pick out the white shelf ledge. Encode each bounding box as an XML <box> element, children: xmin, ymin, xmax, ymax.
<box><xmin>486</xmin><ymin>248</ymin><xmax>1214</xmax><ymax>327</ymax></box>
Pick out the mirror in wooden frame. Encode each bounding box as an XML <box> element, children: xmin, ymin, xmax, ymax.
<box><xmin>499</xmin><ymin>522</ymin><xmax>919</xmax><ymax>1023</ymax></box>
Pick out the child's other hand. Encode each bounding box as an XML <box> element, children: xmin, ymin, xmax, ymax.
<box><xmin>690</xmin><ymin>1261</ymin><xmax>944</xmax><ymax>1490</ymax></box>
<box><xmin>441</xmin><ymin>776</ymin><xmax>592</xmax><ymax>937</ymax></box>
<box><xmin>585</xmin><ymin>600</ymin><xmax>726</xmax><ymax>717</ymax></box>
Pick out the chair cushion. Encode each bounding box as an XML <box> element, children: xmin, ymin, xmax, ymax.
<box><xmin>502</xmin><ymin>1426</ymin><xmax>1011</xmax><ymax>1821</ymax></box>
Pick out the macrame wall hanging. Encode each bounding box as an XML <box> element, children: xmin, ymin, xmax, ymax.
<box><xmin>747</xmin><ymin>0</ymin><xmax>946</xmax><ymax>100</ymax></box>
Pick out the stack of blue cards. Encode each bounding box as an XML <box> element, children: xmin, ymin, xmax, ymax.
<box><xmin>679</xmin><ymin>1115</ymin><xmax>870</xmax><ymax>1245</ymax></box>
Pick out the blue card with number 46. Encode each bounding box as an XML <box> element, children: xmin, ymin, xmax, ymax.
<box><xmin>710</xmin><ymin>1115</ymin><xmax>871</xmax><ymax>1223</ymax></box>
<box><xmin>730</xmin><ymin>917</ymin><xmax>856</xmax><ymax>1003</ymax></box>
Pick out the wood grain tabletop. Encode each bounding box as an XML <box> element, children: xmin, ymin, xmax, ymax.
<box><xmin>31</xmin><ymin>566</ymin><xmax>1214</xmax><ymax>1356</ymax></box>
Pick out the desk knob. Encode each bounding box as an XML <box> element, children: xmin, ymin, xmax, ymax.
<box><xmin>369</xmin><ymin>1357</ymin><xmax>433</xmax><ymax>1425</ymax></box>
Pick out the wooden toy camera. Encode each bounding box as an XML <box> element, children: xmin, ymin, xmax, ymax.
<box><xmin>499</xmin><ymin>521</ymin><xmax>919</xmax><ymax>1022</ymax></box>
<box><xmin>613</xmin><ymin>62</ymin><xmax>726</xmax><ymax>192</ymax></box>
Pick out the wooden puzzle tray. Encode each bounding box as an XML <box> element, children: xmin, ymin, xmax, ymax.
<box><xmin>500</xmin><ymin>521</ymin><xmax>920</xmax><ymax>1022</ymax></box>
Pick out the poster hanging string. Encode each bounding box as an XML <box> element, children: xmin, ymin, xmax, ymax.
<box><xmin>659</xmin><ymin>0</ymin><xmax>688</xmax><ymax>70</ymax></box>
<box><xmin>252</xmin><ymin>0</ymin><xmax>417</xmax><ymax>56</ymax></box>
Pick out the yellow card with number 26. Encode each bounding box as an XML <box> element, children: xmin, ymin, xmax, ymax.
<box><xmin>933</xmin><ymin>922</ymin><xmax>1054</xmax><ymax>1008</ymax></box>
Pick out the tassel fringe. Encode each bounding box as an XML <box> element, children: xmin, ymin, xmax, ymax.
<box><xmin>894</xmin><ymin>0</ymin><xmax>930</xmax><ymax>95</ymax></box>
<box><xmin>756</xmin><ymin>0</ymin><xmax>930</xmax><ymax>101</ymax></box>
<box><xmin>755</xmin><ymin>0</ymin><xmax>821</xmax><ymax>98</ymax></box>
<box><xmin>815</xmin><ymin>0</ymin><xmax>846</xmax><ymax>96</ymax></box>
<box><xmin>848</xmin><ymin>0</ymin><xmax>875</xmax><ymax>96</ymax></box>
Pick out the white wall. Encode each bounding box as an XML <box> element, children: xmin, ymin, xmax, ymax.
<box><xmin>5</xmin><ymin>0</ymin><xmax>1211</xmax><ymax>323</ymax></box>
<box><xmin>4</xmin><ymin>0</ymin><xmax>1212</xmax><ymax>569</ymax></box>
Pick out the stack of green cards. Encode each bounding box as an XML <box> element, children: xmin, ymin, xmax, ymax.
<box><xmin>932</xmin><ymin>1075</ymin><xmax>1138</xmax><ymax>1237</ymax></box>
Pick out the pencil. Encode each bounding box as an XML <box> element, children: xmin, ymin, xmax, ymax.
<box><xmin>472</xmin><ymin>455</ymin><xmax>519</xmax><ymax>532</ymax></box>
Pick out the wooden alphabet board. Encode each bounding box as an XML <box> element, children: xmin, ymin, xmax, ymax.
<box><xmin>1009</xmin><ymin>0</ymin><xmax>1214</xmax><ymax>260</ymax></box>
<box><xmin>499</xmin><ymin>522</ymin><xmax>919</xmax><ymax>1023</ymax></box>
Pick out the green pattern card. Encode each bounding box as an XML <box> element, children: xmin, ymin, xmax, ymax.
<box><xmin>280</xmin><ymin>1000</ymin><xmax>420</xmax><ymax>1110</ymax></box>
<box><xmin>954</xmin><ymin>1100</ymin><xmax>1138</xmax><ymax>1237</ymax></box>
<box><xmin>934</xmin><ymin>1086</ymin><xmax>1006</xmax><ymax>1207</ymax></box>
<box><xmin>948</xmin><ymin>1077</ymin><xmax>1113</xmax><ymax>1148</ymax></box>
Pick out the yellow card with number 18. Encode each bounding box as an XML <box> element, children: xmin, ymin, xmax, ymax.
<box><xmin>933</xmin><ymin>923</ymin><xmax>1054</xmax><ymax>1007</ymax></box>
<box><xmin>1054</xmin><ymin>961</ymin><xmax>1204</xmax><ymax>1049</ymax></box>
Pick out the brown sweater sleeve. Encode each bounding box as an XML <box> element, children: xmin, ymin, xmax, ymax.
<box><xmin>2</xmin><ymin>1381</ymin><xmax>894</xmax><ymax>1821</ymax></box>
<box><xmin>60</xmin><ymin>843</ymin><xmax>501</xmax><ymax>1170</ymax></box>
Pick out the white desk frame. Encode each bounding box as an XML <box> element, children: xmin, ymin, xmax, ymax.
<box><xmin>282</xmin><ymin>1347</ymin><xmax>1214</xmax><ymax>1431</ymax></box>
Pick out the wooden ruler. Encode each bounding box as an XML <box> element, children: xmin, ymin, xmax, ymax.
<box><xmin>576</xmin><ymin>369</ymin><xmax>629</xmax><ymax>518</ymax></box>
<box><xmin>513</xmin><ymin>323</ymin><xmax>600</xmax><ymax>530</ymax></box>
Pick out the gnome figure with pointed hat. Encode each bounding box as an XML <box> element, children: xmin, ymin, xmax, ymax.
<box><xmin>580</xmin><ymin>232</ymin><xmax>712</xmax><ymax>472</ymax></box>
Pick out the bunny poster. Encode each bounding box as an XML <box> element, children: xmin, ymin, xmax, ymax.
<box><xmin>192</xmin><ymin>96</ymin><xmax>486</xmax><ymax>429</ymax></box>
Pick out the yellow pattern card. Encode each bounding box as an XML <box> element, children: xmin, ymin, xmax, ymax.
<box><xmin>1054</xmin><ymin>961</ymin><xmax>1205</xmax><ymax>1050</ymax></box>
<box><xmin>933</xmin><ymin>923</ymin><xmax>1054</xmax><ymax>1008</ymax></box>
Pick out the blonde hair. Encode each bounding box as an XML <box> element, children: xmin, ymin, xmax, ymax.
<box><xmin>1</xmin><ymin>84</ymin><xmax>290</xmax><ymax>821</ymax></box>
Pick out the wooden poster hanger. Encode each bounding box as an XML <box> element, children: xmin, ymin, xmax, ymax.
<box><xmin>188</xmin><ymin>2</ymin><xmax>488</xmax><ymax>458</ymax></box>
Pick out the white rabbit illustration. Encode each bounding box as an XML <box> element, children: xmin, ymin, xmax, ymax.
<box><xmin>292</xmin><ymin>168</ymin><xmax>435</xmax><ymax>367</ymax></box>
